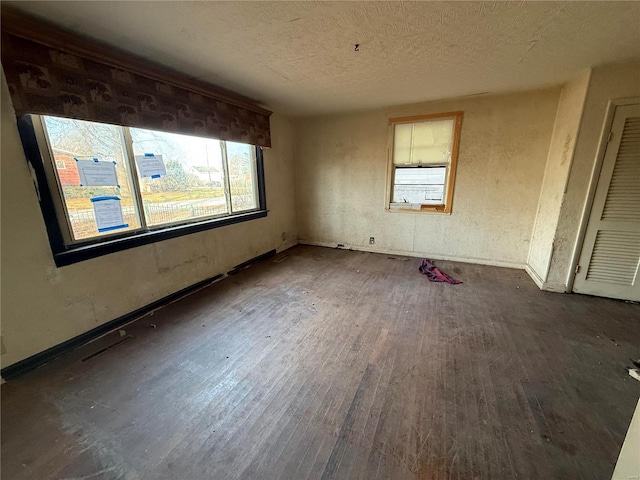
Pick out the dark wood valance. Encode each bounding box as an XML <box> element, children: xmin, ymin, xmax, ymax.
<box><xmin>1</xmin><ymin>9</ymin><xmax>272</xmax><ymax>147</ymax></box>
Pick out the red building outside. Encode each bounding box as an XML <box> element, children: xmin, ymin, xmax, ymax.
<box><xmin>54</xmin><ymin>153</ymin><xmax>80</xmax><ymax>185</ymax></box>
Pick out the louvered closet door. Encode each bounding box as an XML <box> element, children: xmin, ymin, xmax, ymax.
<box><xmin>573</xmin><ymin>103</ymin><xmax>640</xmax><ymax>301</ymax></box>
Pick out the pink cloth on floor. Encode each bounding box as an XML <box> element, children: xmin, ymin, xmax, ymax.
<box><xmin>418</xmin><ymin>259</ymin><xmax>462</xmax><ymax>284</ymax></box>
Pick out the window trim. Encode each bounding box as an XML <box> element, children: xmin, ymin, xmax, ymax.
<box><xmin>386</xmin><ymin>111</ymin><xmax>463</xmax><ymax>214</ymax></box>
<box><xmin>16</xmin><ymin>115</ymin><xmax>268</xmax><ymax>267</ymax></box>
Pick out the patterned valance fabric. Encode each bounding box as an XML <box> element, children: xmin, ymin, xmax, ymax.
<box><xmin>1</xmin><ymin>16</ymin><xmax>272</xmax><ymax>147</ymax></box>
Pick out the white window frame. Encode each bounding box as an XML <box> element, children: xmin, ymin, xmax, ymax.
<box><xmin>386</xmin><ymin>111</ymin><xmax>463</xmax><ymax>214</ymax></box>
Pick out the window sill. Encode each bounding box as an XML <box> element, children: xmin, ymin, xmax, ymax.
<box><xmin>53</xmin><ymin>209</ymin><xmax>268</xmax><ymax>267</ymax></box>
<box><xmin>387</xmin><ymin>204</ymin><xmax>451</xmax><ymax>214</ymax></box>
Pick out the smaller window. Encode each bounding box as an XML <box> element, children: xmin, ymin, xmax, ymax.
<box><xmin>55</xmin><ymin>159</ymin><xmax>67</xmax><ymax>169</ymax></box>
<box><xmin>387</xmin><ymin>111</ymin><xmax>463</xmax><ymax>213</ymax></box>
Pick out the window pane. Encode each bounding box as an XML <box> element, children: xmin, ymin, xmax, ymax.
<box><xmin>393</xmin><ymin>123</ymin><xmax>413</xmax><ymax>165</ymax></box>
<box><xmin>412</xmin><ymin>119</ymin><xmax>454</xmax><ymax>164</ymax></box>
<box><xmin>393</xmin><ymin>118</ymin><xmax>455</xmax><ymax>165</ymax></box>
<box><xmin>130</xmin><ymin>128</ymin><xmax>228</xmax><ymax>226</ymax></box>
<box><xmin>392</xmin><ymin>166</ymin><xmax>446</xmax><ymax>204</ymax></box>
<box><xmin>226</xmin><ymin>141</ymin><xmax>258</xmax><ymax>212</ymax></box>
<box><xmin>43</xmin><ymin>116</ymin><xmax>141</xmax><ymax>241</ymax></box>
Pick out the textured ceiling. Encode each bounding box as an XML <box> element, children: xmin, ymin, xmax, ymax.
<box><xmin>5</xmin><ymin>1</ymin><xmax>640</xmax><ymax>116</ymax></box>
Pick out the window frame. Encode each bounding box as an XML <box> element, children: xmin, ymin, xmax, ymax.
<box><xmin>17</xmin><ymin>115</ymin><xmax>268</xmax><ymax>267</ymax></box>
<box><xmin>385</xmin><ymin>111</ymin><xmax>463</xmax><ymax>214</ymax></box>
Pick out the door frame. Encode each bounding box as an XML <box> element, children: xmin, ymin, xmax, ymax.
<box><xmin>568</xmin><ymin>97</ymin><xmax>640</xmax><ymax>293</ymax></box>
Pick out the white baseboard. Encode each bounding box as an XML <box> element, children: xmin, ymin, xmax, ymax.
<box><xmin>541</xmin><ymin>282</ymin><xmax>568</xmax><ymax>293</ymax></box>
<box><xmin>525</xmin><ymin>264</ymin><xmax>545</xmax><ymax>289</ymax></box>
<box><xmin>524</xmin><ymin>264</ymin><xmax>567</xmax><ymax>292</ymax></box>
<box><xmin>299</xmin><ymin>240</ymin><xmax>525</xmax><ymax>270</ymax></box>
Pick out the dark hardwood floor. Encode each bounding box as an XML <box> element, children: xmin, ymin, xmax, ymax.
<box><xmin>2</xmin><ymin>245</ymin><xmax>639</xmax><ymax>480</ymax></box>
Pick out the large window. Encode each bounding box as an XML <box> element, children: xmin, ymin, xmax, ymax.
<box><xmin>22</xmin><ymin>115</ymin><xmax>266</xmax><ymax>265</ymax></box>
<box><xmin>388</xmin><ymin>112</ymin><xmax>463</xmax><ymax>213</ymax></box>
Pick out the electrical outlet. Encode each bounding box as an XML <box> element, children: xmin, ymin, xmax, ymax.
<box><xmin>369</xmin><ymin>237</ymin><xmax>375</xmax><ymax>244</ymax></box>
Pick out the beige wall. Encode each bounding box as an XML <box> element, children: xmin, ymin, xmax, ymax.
<box><xmin>6</xmin><ymin>60</ymin><xmax>637</xmax><ymax>369</ymax></box>
<box><xmin>527</xmin><ymin>71</ymin><xmax>591</xmax><ymax>288</ymax></box>
<box><xmin>545</xmin><ymin>62</ymin><xmax>640</xmax><ymax>291</ymax></box>
<box><xmin>0</xmin><ymin>73</ymin><xmax>298</xmax><ymax>368</ymax></box>
<box><xmin>296</xmin><ymin>88</ymin><xmax>561</xmax><ymax>267</ymax></box>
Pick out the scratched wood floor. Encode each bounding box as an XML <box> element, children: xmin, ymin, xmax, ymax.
<box><xmin>2</xmin><ymin>245</ymin><xmax>639</xmax><ymax>480</ymax></box>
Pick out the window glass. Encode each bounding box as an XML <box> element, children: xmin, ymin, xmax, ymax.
<box><xmin>43</xmin><ymin>116</ymin><xmax>141</xmax><ymax>240</ymax></box>
<box><xmin>393</xmin><ymin>119</ymin><xmax>454</xmax><ymax>165</ymax></box>
<box><xmin>392</xmin><ymin>166</ymin><xmax>446</xmax><ymax>204</ymax></box>
<box><xmin>130</xmin><ymin>128</ymin><xmax>228</xmax><ymax>226</ymax></box>
<box><xmin>226</xmin><ymin>141</ymin><xmax>258</xmax><ymax>212</ymax></box>
<box><xmin>411</xmin><ymin>119</ymin><xmax>454</xmax><ymax>164</ymax></box>
<box><xmin>39</xmin><ymin>115</ymin><xmax>263</xmax><ymax>251</ymax></box>
<box><xmin>393</xmin><ymin>123</ymin><xmax>413</xmax><ymax>165</ymax></box>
